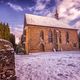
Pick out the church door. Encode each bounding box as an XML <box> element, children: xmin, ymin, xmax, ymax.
<box><xmin>40</xmin><ymin>44</ymin><xmax>45</xmax><ymax>51</ymax></box>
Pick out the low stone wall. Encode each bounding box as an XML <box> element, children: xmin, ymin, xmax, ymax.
<box><xmin>0</xmin><ymin>50</ymin><xmax>16</xmax><ymax>80</ymax></box>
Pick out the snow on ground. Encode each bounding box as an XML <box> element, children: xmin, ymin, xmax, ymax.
<box><xmin>15</xmin><ymin>51</ymin><xmax>80</xmax><ymax>80</ymax></box>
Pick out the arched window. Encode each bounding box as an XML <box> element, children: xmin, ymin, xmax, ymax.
<box><xmin>66</xmin><ymin>32</ymin><xmax>69</xmax><ymax>43</ymax></box>
<box><xmin>48</xmin><ymin>30</ymin><xmax>53</xmax><ymax>43</ymax></box>
<box><xmin>40</xmin><ymin>30</ymin><xmax>44</xmax><ymax>40</ymax></box>
<box><xmin>54</xmin><ymin>29</ymin><xmax>57</xmax><ymax>44</ymax></box>
<box><xmin>59</xmin><ymin>31</ymin><xmax>62</xmax><ymax>43</ymax></box>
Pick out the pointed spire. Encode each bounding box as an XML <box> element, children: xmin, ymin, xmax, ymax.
<box><xmin>54</xmin><ymin>8</ymin><xmax>59</xmax><ymax>20</ymax></box>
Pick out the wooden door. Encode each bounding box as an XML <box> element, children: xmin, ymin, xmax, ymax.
<box><xmin>40</xmin><ymin>44</ymin><xmax>45</xmax><ymax>51</ymax></box>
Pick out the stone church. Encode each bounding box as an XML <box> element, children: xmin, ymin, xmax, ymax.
<box><xmin>22</xmin><ymin>12</ymin><xmax>79</xmax><ymax>54</ymax></box>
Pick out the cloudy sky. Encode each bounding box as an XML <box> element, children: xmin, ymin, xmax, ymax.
<box><xmin>0</xmin><ymin>0</ymin><xmax>80</xmax><ymax>43</ymax></box>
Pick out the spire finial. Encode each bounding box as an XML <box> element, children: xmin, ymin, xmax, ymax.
<box><xmin>55</xmin><ymin>8</ymin><xmax>59</xmax><ymax>20</ymax></box>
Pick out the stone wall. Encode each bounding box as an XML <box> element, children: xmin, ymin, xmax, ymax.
<box><xmin>25</xmin><ymin>25</ymin><xmax>79</xmax><ymax>53</ymax></box>
<box><xmin>0</xmin><ymin>50</ymin><xmax>16</xmax><ymax>80</ymax></box>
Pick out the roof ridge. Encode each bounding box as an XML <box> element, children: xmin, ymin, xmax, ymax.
<box><xmin>25</xmin><ymin>14</ymin><xmax>76</xmax><ymax>30</ymax></box>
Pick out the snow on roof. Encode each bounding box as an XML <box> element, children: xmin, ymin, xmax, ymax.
<box><xmin>0</xmin><ymin>39</ymin><xmax>13</xmax><ymax>46</ymax></box>
<box><xmin>0</xmin><ymin>39</ymin><xmax>10</xmax><ymax>43</ymax></box>
<box><xmin>25</xmin><ymin>14</ymin><xmax>76</xmax><ymax>30</ymax></box>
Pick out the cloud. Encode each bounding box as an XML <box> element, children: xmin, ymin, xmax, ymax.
<box><xmin>40</xmin><ymin>0</ymin><xmax>80</xmax><ymax>24</ymax></box>
<box><xmin>10</xmin><ymin>24</ymin><xmax>23</xmax><ymax>44</ymax></box>
<box><xmin>74</xmin><ymin>21</ymin><xmax>80</xmax><ymax>29</ymax></box>
<box><xmin>57</xmin><ymin>0</ymin><xmax>80</xmax><ymax>22</ymax></box>
<box><xmin>35</xmin><ymin>0</ymin><xmax>50</xmax><ymax>10</ymax></box>
<box><xmin>74</xmin><ymin>21</ymin><xmax>80</xmax><ymax>33</ymax></box>
<box><xmin>7</xmin><ymin>2</ymin><xmax>24</xmax><ymax>12</ymax></box>
<box><xmin>22</xmin><ymin>0</ymin><xmax>56</xmax><ymax>17</ymax></box>
<box><xmin>27</xmin><ymin>0</ymin><xmax>56</xmax><ymax>16</ymax></box>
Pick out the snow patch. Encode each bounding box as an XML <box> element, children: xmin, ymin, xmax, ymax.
<box><xmin>25</xmin><ymin>14</ymin><xmax>76</xmax><ymax>30</ymax></box>
<box><xmin>15</xmin><ymin>51</ymin><xmax>80</xmax><ymax>80</ymax></box>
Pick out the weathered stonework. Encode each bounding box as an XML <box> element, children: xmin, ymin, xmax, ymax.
<box><xmin>25</xmin><ymin>26</ymin><xmax>79</xmax><ymax>53</ymax></box>
<box><xmin>23</xmin><ymin>14</ymin><xmax>79</xmax><ymax>54</ymax></box>
<box><xmin>0</xmin><ymin>50</ymin><xmax>16</xmax><ymax>80</ymax></box>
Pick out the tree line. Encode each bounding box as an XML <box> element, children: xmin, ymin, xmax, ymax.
<box><xmin>0</xmin><ymin>22</ymin><xmax>15</xmax><ymax>48</ymax></box>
